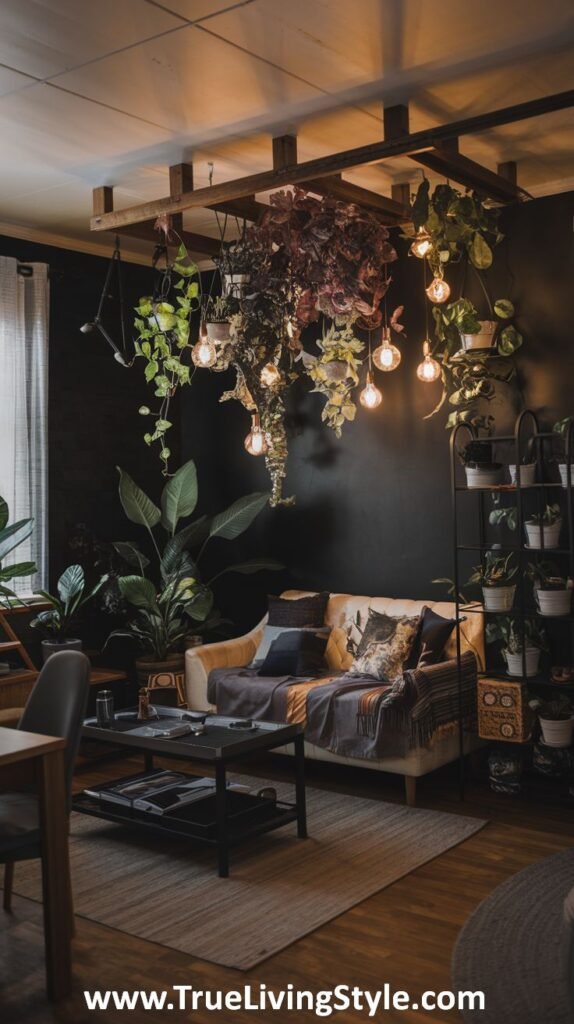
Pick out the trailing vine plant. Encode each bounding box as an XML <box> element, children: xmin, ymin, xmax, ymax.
<box><xmin>409</xmin><ymin>180</ymin><xmax>524</xmax><ymax>433</ymax></box>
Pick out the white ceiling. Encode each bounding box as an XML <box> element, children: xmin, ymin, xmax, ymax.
<box><xmin>0</xmin><ymin>0</ymin><xmax>573</xmax><ymax>264</ymax></box>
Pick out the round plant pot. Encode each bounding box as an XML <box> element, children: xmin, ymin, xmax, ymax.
<box><xmin>482</xmin><ymin>585</ymin><xmax>516</xmax><ymax>612</ymax></box>
<box><xmin>536</xmin><ymin>588</ymin><xmax>572</xmax><ymax>616</ymax></box>
<box><xmin>135</xmin><ymin>653</ymin><xmax>185</xmax><ymax>689</ymax></box>
<box><xmin>539</xmin><ymin>715</ymin><xmax>574</xmax><ymax>748</ymax></box>
<box><xmin>205</xmin><ymin>321</ymin><xmax>231</xmax><ymax>344</ymax></box>
<box><xmin>504</xmin><ymin>647</ymin><xmax>540</xmax><ymax>678</ymax></box>
<box><xmin>323</xmin><ymin>359</ymin><xmax>349</xmax><ymax>383</ymax></box>
<box><xmin>559</xmin><ymin>463</ymin><xmax>574</xmax><ymax>489</ymax></box>
<box><xmin>223</xmin><ymin>272</ymin><xmax>250</xmax><ymax>297</ymax></box>
<box><xmin>509</xmin><ymin>463</ymin><xmax>536</xmax><ymax>487</ymax></box>
<box><xmin>41</xmin><ymin>638</ymin><xmax>83</xmax><ymax>663</ymax></box>
<box><xmin>465</xmin><ymin>464</ymin><xmax>502</xmax><ymax>488</ymax></box>
<box><xmin>525</xmin><ymin>519</ymin><xmax>562</xmax><ymax>549</ymax></box>
<box><xmin>460</xmin><ymin>320</ymin><xmax>497</xmax><ymax>351</ymax></box>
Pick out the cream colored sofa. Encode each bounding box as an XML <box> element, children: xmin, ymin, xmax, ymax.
<box><xmin>185</xmin><ymin>591</ymin><xmax>484</xmax><ymax>804</ymax></box>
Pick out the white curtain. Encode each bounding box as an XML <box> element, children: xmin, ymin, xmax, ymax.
<box><xmin>0</xmin><ymin>256</ymin><xmax>49</xmax><ymax>594</ymax></box>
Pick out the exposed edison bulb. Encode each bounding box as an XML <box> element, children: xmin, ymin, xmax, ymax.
<box><xmin>359</xmin><ymin>371</ymin><xmax>382</xmax><ymax>410</ymax></box>
<box><xmin>244</xmin><ymin>414</ymin><xmax>268</xmax><ymax>456</ymax></box>
<box><xmin>416</xmin><ymin>340</ymin><xmax>441</xmax><ymax>383</ymax></box>
<box><xmin>425</xmin><ymin>276</ymin><xmax>451</xmax><ymax>304</ymax></box>
<box><xmin>260</xmin><ymin>361</ymin><xmax>281</xmax><ymax>388</ymax></box>
<box><xmin>372</xmin><ymin>328</ymin><xmax>401</xmax><ymax>372</ymax></box>
<box><xmin>192</xmin><ymin>324</ymin><xmax>217</xmax><ymax>368</ymax></box>
<box><xmin>410</xmin><ymin>228</ymin><xmax>432</xmax><ymax>259</ymax></box>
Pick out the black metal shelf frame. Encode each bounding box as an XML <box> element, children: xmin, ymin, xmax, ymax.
<box><xmin>449</xmin><ymin>409</ymin><xmax>574</xmax><ymax>798</ymax></box>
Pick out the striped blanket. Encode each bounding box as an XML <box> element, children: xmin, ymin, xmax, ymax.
<box><xmin>207</xmin><ymin>650</ymin><xmax>477</xmax><ymax>760</ymax></box>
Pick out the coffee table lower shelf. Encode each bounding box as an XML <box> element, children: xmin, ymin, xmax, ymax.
<box><xmin>72</xmin><ymin>790</ymin><xmax>300</xmax><ymax>850</ymax></box>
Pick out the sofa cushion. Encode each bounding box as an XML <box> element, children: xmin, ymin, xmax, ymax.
<box><xmin>406</xmin><ymin>605</ymin><xmax>457</xmax><ymax>668</ymax></box>
<box><xmin>348</xmin><ymin>610</ymin><xmax>419</xmax><ymax>681</ymax></box>
<box><xmin>257</xmin><ymin>628</ymin><xmax>329</xmax><ymax>677</ymax></box>
<box><xmin>267</xmin><ymin>592</ymin><xmax>329</xmax><ymax>628</ymax></box>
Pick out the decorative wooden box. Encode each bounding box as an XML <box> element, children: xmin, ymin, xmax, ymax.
<box><xmin>478</xmin><ymin>677</ymin><xmax>534</xmax><ymax>743</ymax></box>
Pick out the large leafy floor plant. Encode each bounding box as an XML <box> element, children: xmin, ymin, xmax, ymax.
<box><xmin>0</xmin><ymin>496</ymin><xmax>36</xmax><ymax>602</ymax></box>
<box><xmin>109</xmin><ymin>461</ymin><xmax>281</xmax><ymax>661</ymax></box>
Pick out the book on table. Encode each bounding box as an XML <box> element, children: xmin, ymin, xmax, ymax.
<box><xmin>82</xmin><ymin>770</ymin><xmax>254</xmax><ymax>816</ymax></box>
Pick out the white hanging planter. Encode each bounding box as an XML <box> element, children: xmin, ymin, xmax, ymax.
<box><xmin>482</xmin><ymin>585</ymin><xmax>516</xmax><ymax>612</ymax></box>
<box><xmin>539</xmin><ymin>715</ymin><xmax>574</xmax><ymax>748</ymax></box>
<box><xmin>525</xmin><ymin>519</ymin><xmax>562</xmax><ymax>549</ymax></box>
<box><xmin>460</xmin><ymin>320</ymin><xmax>497</xmax><ymax>352</ymax></box>
<box><xmin>465</xmin><ymin>465</ymin><xmax>502</xmax><ymax>488</ymax></box>
<box><xmin>205</xmin><ymin>321</ymin><xmax>231</xmax><ymax>343</ymax></box>
<box><xmin>535</xmin><ymin>588</ymin><xmax>572</xmax><ymax>616</ymax></box>
<box><xmin>559</xmin><ymin>463</ymin><xmax>574</xmax><ymax>489</ymax></box>
<box><xmin>504</xmin><ymin>647</ymin><xmax>540</xmax><ymax>678</ymax></box>
<box><xmin>223</xmin><ymin>272</ymin><xmax>250</xmax><ymax>297</ymax></box>
<box><xmin>509</xmin><ymin>463</ymin><xmax>536</xmax><ymax>487</ymax></box>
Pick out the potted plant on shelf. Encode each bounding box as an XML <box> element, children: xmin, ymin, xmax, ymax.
<box><xmin>0</xmin><ymin>495</ymin><xmax>36</xmax><ymax>604</ymax></box>
<box><xmin>486</xmin><ymin>616</ymin><xmax>546</xmax><ymax>678</ymax></box>
<box><xmin>467</xmin><ymin>551</ymin><xmax>517</xmax><ymax>612</ymax></box>
<box><xmin>526</xmin><ymin>561</ymin><xmax>572</xmax><ymax>616</ymax></box>
<box><xmin>524</xmin><ymin>503</ymin><xmax>562</xmax><ymax>549</ymax></box>
<box><xmin>529</xmin><ymin>696</ymin><xmax>574</xmax><ymax>748</ymax></box>
<box><xmin>108</xmin><ymin>460</ymin><xmax>281</xmax><ymax>688</ymax></box>
<box><xmin>553</xmin><ymin>418</ymin><xmax>573</xmax><ymax>489</ymax></box>
<box><xmin>31</xmin><ymin>564</ymin><xmax>108</xmax><ymax>662</ymax></box>
<box><xmin>459</xmin><ymin>438</ymin><xmax>502</xmax><ymax>488</ymax></box>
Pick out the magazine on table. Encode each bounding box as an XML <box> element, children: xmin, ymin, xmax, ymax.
<box><xmin>82</xmin><ymin>769</ymin><xmax>195</xmax><ymax>807</ymax></box>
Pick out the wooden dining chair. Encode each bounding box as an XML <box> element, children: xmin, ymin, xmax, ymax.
<box><xmin>0</xmin><ymin>650</ymin><xmax>90</xmax><ymax>912</ymax></box>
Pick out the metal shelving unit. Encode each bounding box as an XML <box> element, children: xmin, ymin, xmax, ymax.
<box><xmin>449</xmin><ymin>409</ymin><xmax>574</xmax><ymax>796</ymax></box>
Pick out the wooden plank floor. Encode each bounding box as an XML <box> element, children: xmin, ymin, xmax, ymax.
<box><xmin>1</xmin><ymin>752</ymin><xmax>572</xmax><ymax>1024</ymax></box>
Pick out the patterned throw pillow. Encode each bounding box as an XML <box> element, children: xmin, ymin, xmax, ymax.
<box><xmin>348</xmin><ymin>609</ymin><xmax>420</xmax><ymax>681</ymax></box>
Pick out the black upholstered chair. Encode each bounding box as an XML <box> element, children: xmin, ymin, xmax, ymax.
<box><xmin>0</xmin><ymin>650</ymin><xmax>90</xmax><ymax>911</ymax></box>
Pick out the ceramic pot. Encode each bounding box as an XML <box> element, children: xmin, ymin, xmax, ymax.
<box><xmin>135</xmin><ymin>653</ymin><xmax>186</xmax><ymax>707</ymax></box>
<box><xmin>460</xmin><ymin>320</ymin><xmax>497</xmax><ymax>351</ymax></box>
<box><xmin>223</xmin><ymin>272</ymin><xmax>250</xmax><ymax>297</ymax></box>
<box><xmin>504</xmin><ymin>647</ymin><xmax>540</xmax><ymax>678</ymax></box>
<box><xmin>465</xmin><ymin>465</ymin><xmax>502</xmax><ymax>488</ymax></box>
<box><xmin>482</xmin><ymin>585</ymin><xmax>516</xmax><ymax>612</ymax></box>
<box><xmin>509</xmin><ymin>463</ymin><xmax>536</xmax><ymax>486</ymax></box>
<box><xmin>539</xmin><ymin>715</ymin><xmax>574</xmax><ymax>748</ymax></box>
<box><xmin>559</xmin><ymin>463</ymin><xmax>574</xmax><ymax>489</ymax></box>
<box><xmin>323</xmin><ymin>360</ymin><xmax>349</xmax><ymax>383</ymax></box>
<box><xmin>205</xmin><ymin>321</ymin><xmax>231</xmax><ymax>343</ymax></box>
<box><xmin>41</xmin><ymin>638</ymin><xmax>83</xmax><ymax>663</ymax></box>
<box><xmin>525</xmin><ymin>519</ymin><xmax>562</xmax><ymax>549</ymax></box>
<box><xmin>536</xmin><ymin>588</ymin><xmax>572</xmax><ymax>616</ymax></box>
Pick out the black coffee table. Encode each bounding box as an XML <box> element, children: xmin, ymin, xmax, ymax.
<box><xmin>73</xmin><ymin>710</ymin><xmax>307</xmax><ymax>877</ymax></box>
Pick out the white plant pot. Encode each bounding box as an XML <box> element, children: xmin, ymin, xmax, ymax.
<box><xmin>460</xmin><ymin>320</ymin><xmax>497</xmax><ymax>351</ymax></box>
<box><xmin>482</xmin><ymin>585</ymin><xmax>516</xmax><ymax>612</ymax></box>
<box><xmin>559</xmin><ymin>463</ymin><xmax>574</xmax><ymax>489</ymax></box>
<box><xmin>525</xmin><ymin>519</ymin><xmax>562</xmax><ymax>549</ymax></box>
<box><xmin>205</xmin><ymin>321</ymin><xmax>231</xmax><ymax>343</ymax></box>
<box><xmin>223</xmin><ymin>272</ymin><xmax>250</xmax><ymax>297</ymax></box>
<box><xmin>465</xmin><ymin>465</ymin><xmax>502</xmax><ymax>488</ymax></box>
<box><xmin>536</xmin><ymin>588</ymin><xmax>572</xmax><ymax>616</ymax></box>
<box><xmin>509</xmin><ymin>463</ymin><xmax>536</xmax><ymax>487</ymax></box>
<box><xmin>504</xmin><ymin>647</ymin><xmax>540</xmax><ymax>678</ymax></box>
<box><xmin>539</xmin><ymin>715</ymin><xmax>574</xmax><ymax>748</ymax></box>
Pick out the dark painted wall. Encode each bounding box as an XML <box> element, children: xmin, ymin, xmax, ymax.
<box><xmin>182</xmin><ymin>190</ymin><xmax>574</xmax><ymax>632</ymax></box>
<box><xmin>0</xmin><ymin>235</ymin><xmax>171</xmax><ymax>582</ymax></box>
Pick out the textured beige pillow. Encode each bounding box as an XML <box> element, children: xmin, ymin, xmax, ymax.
<box><xmin>348</xmin><ymin>610</ymin><xmax>419</xmax><ymax>681</ymax></box>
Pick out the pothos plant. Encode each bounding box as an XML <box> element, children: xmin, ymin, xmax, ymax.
<box><xmin>409</xmin><ymin>180</ymin><xmax>523</xmax><ymax>432</ymax></box>
<box><xmin>133</xmin><ymin>245</ymin><xmax>200</xmax><ymax>471</ymax></box>
<box><xmin>304</xmin><ymin>322</ymin><xmax>364</xmax><ymax>434</ymax></box>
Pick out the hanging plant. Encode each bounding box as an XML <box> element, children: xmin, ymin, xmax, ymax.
<box><xmin>133</xmin><ymin>245</ymin><xmax>200</xmax><ymax>470</ymax></box>
<box><xmin>305</xmin><ymin>322</ymin><xmax>364</xmax><ymax>435</ymax></box>
<box><xmin>409</xmin><ymin>179</ymin><xmax>503</xmax><ymax>275</ymax></box>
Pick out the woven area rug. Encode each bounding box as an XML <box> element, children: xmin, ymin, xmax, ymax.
<box><xmin>14</xmin><ymin>776</ymin><xmax>485</xmax><ymax>970</ymax></box>
<box><xmin>452</xmin><ymin>848</ymin><xmax>574</xmax><ymax>1023</ymax></box>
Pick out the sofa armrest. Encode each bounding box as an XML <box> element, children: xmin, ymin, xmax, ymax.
<box><xmin>184</xmin><ymin>619</ymin><xmax>266</xmax><ymax>709</ymax></box>
<box><xmin>409</xmin><ymin>651</ymin><xmax>478</xmax><ymax>727</ymax></box>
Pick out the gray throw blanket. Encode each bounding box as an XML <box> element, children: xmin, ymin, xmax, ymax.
<box><xmin>208</xmin><ymin>650</ymin><xmax>477</xmax><ymax>760</ymax></box>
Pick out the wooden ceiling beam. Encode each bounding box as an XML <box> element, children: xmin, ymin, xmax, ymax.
<box><xmin>383</xmin><ymin>104</ymin><xmax>527</xmax><ymax>205</ymax></box>
<box><xmin>169</xmin><ymin>162</ymin><xmax>265</xmax><ymax>223</ymax></box>
<box><xmin>92</xmin><ymin>185</ymin><xmax>222</xmax><ymax>257</ymax></box>
<box><xmin>272</xmin><ymin>133</ymin><xmax>409</xmax><ymax>223</ymax></box>
<box><xmin>90</xmin><ymin>90</ymin><xmax>574</xmax><ymax>232</ymax></box>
